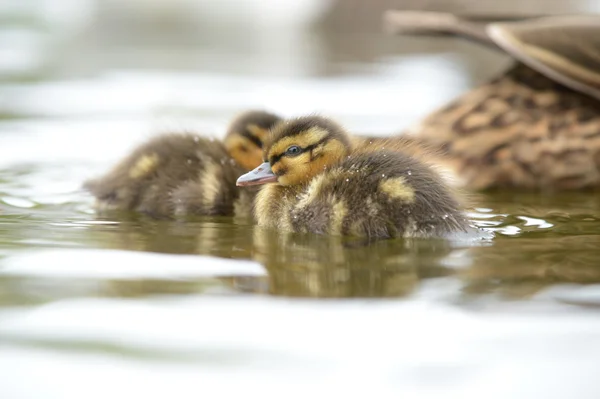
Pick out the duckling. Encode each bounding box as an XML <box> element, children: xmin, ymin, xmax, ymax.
<box><xmin>352</xmin><ymin>134</ymin><xmax>463</xmax><ymax>188</ymax></box>
<box><xmin>84</xmin><ymin>110</ymin><xmax>282</xmax><ymax>217</ymax></box>
<box><xmin>384</xmin><ymin>12</ymin><xmax>600</xmax><ymax>190</ymax></box>
<box><xmin>236</xmin><ymin>116</ymin><xmax>470</xmax><ymax>239</ymax></box>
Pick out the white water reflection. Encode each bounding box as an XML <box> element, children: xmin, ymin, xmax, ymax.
<box><xmin>1</xmin><ymin>55</ymin><xmax>466</xmax><ymax>131</ymax></box>
<box><xmin>1</xmin><ymin>296</ymin><xmax>600</xmax><ymax>399</ymax></box>
<box><xmin>1</xmin><ymin>249</ymin><xmax>265</xmax><ymax>279</ymax></box>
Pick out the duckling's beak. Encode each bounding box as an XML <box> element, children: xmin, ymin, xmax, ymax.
<box><xmin>236</xmin><ymin>162</ymin><xmax>278</xmax><ymax>186</ymax></box>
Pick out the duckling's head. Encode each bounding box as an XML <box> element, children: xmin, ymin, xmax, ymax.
<box><xmin>224</xmin><ymin>110</ymin><xmax>282</xmax><ymax>170</ymax></box>
<box><xmin>236</xmin><ymin>115</ymin><xmax>351</xmax><ymax>187</ymax></box>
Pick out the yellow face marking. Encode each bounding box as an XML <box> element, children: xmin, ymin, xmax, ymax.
<box><xmin>128</xmin><ymin>153</ymin><xmax>159</xmax><ymax>179</ymax></box>
<box><xmin>271</xmin><ymin>152</ymin><xmax>310</xmax><ymax>186</ymax></box>
<box><xmin>272</xmin><ymin>139</ymin><xmax>347</xmax><ymax>186</ymax></box>
<box><xmin>246</xmin><ymin>124</ymin><xmax>268</xmax><ymax>142</ymax></box>
<box><xmin>267</xmin><ymin>127</ymin><xmax>329</xmax><ymax>161</ymax></box>
<box><xmin>199</xmin><ymin>162</ymin><xmax>221</xmax><ymax>208</ymax></box>
<box><xmin>379</xmin><ymin>177</ymin><xmax>415</xmax><ymax>203</ymax></box>
<box><xmin>224</xmin><ymin>135</ymin><xmax>263</xmax><ymax>170</ymax></box>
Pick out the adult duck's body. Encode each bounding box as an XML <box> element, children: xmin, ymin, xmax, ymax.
<box><xmin>237</xmin><ymin>116</ymin><xmax>470</xmax><ymax>239</ymax></box>
<box><xmin>84</xmin><ymin>110</ymin><xmax>281</xmax><ymax>218</ymax></box>
<box><xmin>385</xmin><ymin>12</ymin><xmax>600</xmax><ymax>190</ymax></box>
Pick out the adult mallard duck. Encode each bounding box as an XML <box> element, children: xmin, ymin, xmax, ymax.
<box><xmin>84</xmin><ymin>110</ymin><xmax>282</xmax><ymax>217</ymax></box>
<box><xmin>384</xmin><ymin>12</ymin><xmax>600</xmax><ymax>190</ymax></box>
<box><xmin>236</xmin><ymin>115</ymin><xmax>470</xmax><ymax>239</ymax></box>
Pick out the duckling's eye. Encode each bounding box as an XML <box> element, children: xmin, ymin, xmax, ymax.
<box><xmin>285</xmin><ymin>145</ymin><xmax>302</xmax><ymax>157</ymax></box>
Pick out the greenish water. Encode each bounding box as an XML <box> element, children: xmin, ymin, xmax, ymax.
<box><xmin>2</xmin><ymin>6</ymin><xmax>600</xmax><ymax>398</ymax></box>
<box><xmin>3</xmin><ymin>169</ymin><xmax>599</xmax><ymax>302</ymax></box>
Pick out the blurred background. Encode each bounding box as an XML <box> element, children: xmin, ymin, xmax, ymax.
<box><xmin>0</xmin><ymin>0</ymin><xmax>597</xmax><ymax>129</ymax></box>
<box><xmin>1</xmin><ymin>0</ymin><xmax>598</xmax><ymax>130</ymax></box>
<box><xmin>2</xmin><ymin>0</ymin><xmax>598</xmax><ymax>78</ymax></box>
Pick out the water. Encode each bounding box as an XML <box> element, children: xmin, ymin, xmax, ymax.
<box><xmin>2</xmin><ymin>5</ymin><xmax>600</xmax><ymax>398</ymax></box>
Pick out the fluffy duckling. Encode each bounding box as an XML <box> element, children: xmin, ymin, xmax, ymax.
<box><xmin>237</xmin><ymin>116</ymin><xmax>470</xmax><ymax>239</ymax></box>
<box><xmin>353</xmin><ymin>134</ymin><xmax>462</xmax><ymax>188</ymax></box>
<box><xmin>84</xmin><ymin>110</ymin><xmax>282</xmax><ymax>217</ymax></box>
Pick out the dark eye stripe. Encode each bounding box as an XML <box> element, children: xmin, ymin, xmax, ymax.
<box><xmin>270</xmin><ymin>152</ymin><xmax>284</xmax><ymax>165</ymax></box>
<box><xmin>269</xmin><ymin>136</ymin><xmax>330</xmax><ymax>166</ymax></box>
<box><xmin>240</xmin><ymin>131</ymin><xmax>263</xmax><ymax>149</ymax></box>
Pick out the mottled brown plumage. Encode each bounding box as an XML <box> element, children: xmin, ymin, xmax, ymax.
<box><xmin>385</xmin><ymin>12</ymin><xmax>600</xmax><ymax>190</ymax></box>
<box><xmin>237</xmin><ymin>115</ymin><xmax>470</xmax><ymax>239</ymax></box>
<box><xmin>84</xmin><ymin>110</ymin><xmax>281</xmax><ymax>217</ymax></box>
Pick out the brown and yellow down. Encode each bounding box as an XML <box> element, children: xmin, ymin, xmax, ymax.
<box><xmin>237</xmin><ymin>115</ymin><xmax>470</xmax><ymax>239</ymax></box>
<box><xmin>84</xmin><ymin>110</ymin><xmax>281</xmax><ymax>217</ymax></box>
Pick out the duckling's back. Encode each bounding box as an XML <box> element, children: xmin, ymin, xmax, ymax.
<box><xmin>287</xmin><ymin>150</ymin><xmax>469</xmax><ymax>239</ymax></box>
<box><xmin>84</xmin><ymin>133</ymin><xmax>253</xmax><ymax>217</ymax></box>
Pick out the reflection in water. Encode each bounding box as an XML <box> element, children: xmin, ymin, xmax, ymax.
<box><xmin>59</xmin><ymin>213</ymin><xmax>471</xmax><ymax>299</ymax></box>
<box><xmin>2</xmin><ymin>162</ymin><xmax>600</xmax><ymax>304</ymax></box>
<box><xmin>461</xmin><ymin>235</ymin><xmax>600</xmax><ymax>299</ymax></box>
<box><xmin>456</xmin><ymin>192</ymin><xmax>600</xmax><ymax>300</ymax></box>
<box><xmin>252</xmin><ymin>227</ymin><xmax>468</xmax><ymax>298</ymax></box>
<box><xmin>96</xmin><ymin>214</ymin><xmax>258</xmax><ymax>259</ymax></box>
<box><xmin>0</xmin><ymin>275</ymin><xmax>222</xmax><ymax>306</ymax></box>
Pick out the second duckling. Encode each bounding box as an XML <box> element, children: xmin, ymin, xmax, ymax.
<box><xmin>237</xmin><ymin>116</ymin><xmax>470</xmax><ymax>239</ymax></box>
<box><xmin>84</xmin><ymin>110</ymin><xmax>281</xmax><ymax>218</ymax></box>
